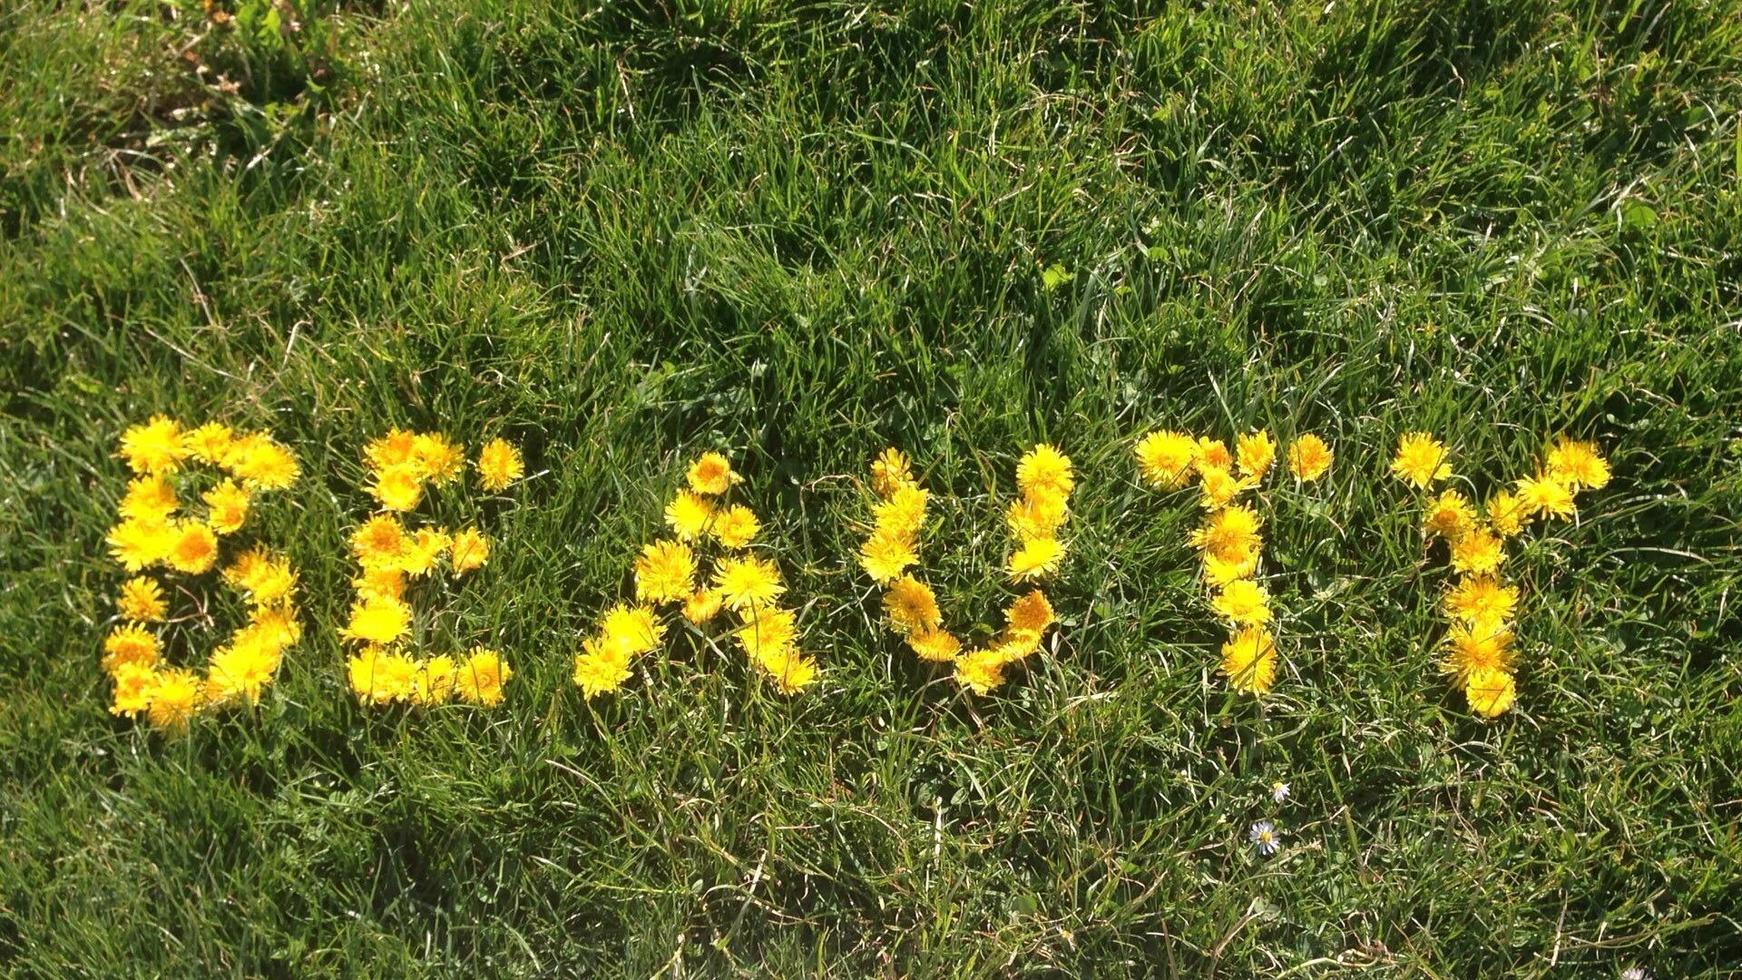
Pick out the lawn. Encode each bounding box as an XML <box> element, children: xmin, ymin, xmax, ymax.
<box><xmin>3</xmin><ymin>0</ymin><xmax>1741</xmax><ymax>975</ymax></box>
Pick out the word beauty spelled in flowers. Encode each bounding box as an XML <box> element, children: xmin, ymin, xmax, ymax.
<box><xmin>97</xmin><ymin>417</ymin><xmax>1610</xmax><ymax>734</ymax></box>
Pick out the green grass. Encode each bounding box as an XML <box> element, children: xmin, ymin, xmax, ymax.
<box><xmin>4</xmin><ymin>0</ymin><xmax>1742</xmax><ymax>974</ymax></box>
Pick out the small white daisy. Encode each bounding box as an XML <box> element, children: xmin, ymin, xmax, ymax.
<box><xmin>1248</xmin><ymin>820</ymin><xmax>1281</xmax><ymax>856</ymax></box>
<box><xmin>1620</xmin><ymin>967</ymin><xmax>1650</xmax><ymax>980</ymax></box>
<box><xmin>1271</xmin><ymin>780</ymin><xmax>1291</xmax><ymax>803</ymax></box>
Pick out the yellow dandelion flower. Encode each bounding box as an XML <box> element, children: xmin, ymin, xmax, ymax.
<box><xmin>144</xmin><ymin>668</ymin><xmax>204</xmax><ymax>732</ymax></box>
<box><xmin>1235</xmin><ymin>430</ymin><xmax>1276</xmax><ymax>480</ymax></box>
<box><xmin>686</xmin><ymin>451</ymin><xmax>737</xmax><ymax>495</ymax></box>
<box><xmin>363</xmin><ymin>429</ymin><xmax>419</xmax><ymax>473</ymax></box>
<box><xmin>412</xmin><ymin>654</ymin><xmax>460</xmax><ymax>706</ymax></box>
<box><xmin>165</xmin><ymin>521</ymin><xmax>219</xmax><ymax>575</ymax></box>
<box><xmin>683</xmin><ymin>588</ymin><xmax>723</xmax><ymax>625</ymax></box>
<box><xmin>1190</xmin><ymin>504</ymin><xmax>1264</xmax><ymax>563</ymax></box>
<box><xmin>206</xmin><ymin>640</ymin><xmax>281</xmax><ymax>706</ymax></box>
<box><xmin>1006</xmin><ymin>488</ymin><xmax>1068</xmax><ymax>542</ymax></box>
<box><xmin>1286</xmin><ymin>434</ymin><xmax>1333</xmax><ymax>482</ymax></box>
<box><xmin>107</xmin><ymin>518</ymin><xmax>174</xmax><ymax>571</ymax></box>
<box><xmin>1485</xmin><ymin>490</ymin><xmax>1528</xmax><ymax>538</ymax></box>
<box><xmin>1220</xmin><ymin>627</ymin><xmax>1278</xmax><ymax>694</ymax></box>
<box><xmin>1007</xmin><ymin>590</ymin><xmax>1056</xmax><ymax>634</ymax></box>
<box><xmin>908</xmin><ymin>627</ymin><xmax>962</xmax><ymax>662</ymax></box>
<box><xmin>398</xmin><ymin>527</ymin><xmax>451</xmax><ymax>578</ymax></box>
<box><xmin>1516</xmin><ymin>473</ymin><xmax>1576</xmax><ymax>521</ymax></box>
<box><xmin>873</xmin><ymin>485</ymin><xmax>930</xmax><ymax>539</ymax></box>
<box><xmin>573</xmin><ymin>640</ymin><xmax>634</xmax><ymax>698</ymax></box>
<box><xmin>737</xmin><ymin>606</ymin><xmax>798</xmax><ymax>663</ymax></box>
<box><xmin>118</xmin><ymin>415</ymin><xmax>187</xmax><ymax>475</ymax></box>
<box><xmin>1016</xmin><ymin>443</ymin><xmax>1074</xmax><ymax>498</ymax></box>
<box><xmin>224</xmin><ymin>546</ymin><xmax>296</xmax><ymax>606</ymax></box>
<box><xmin>712</xmin><ymin>504</ymin><xmax>761</xmax><ymax>549</ymax></box>
<box><xmin>354</xmin><ymin>565</ymin><xmax>406</xmax><ymax>602</ymax></box>
<box><xmin>1465</xmin><ymin>666</ymin><xmax>1516</xmax><ymax>718</ymax></box>
<box><xmin>714</xmin><ymin>556</ymin><xmax>785</xmax><ymax>611</ymax></box>
<box><xmin>882</xmin><ymin>575</ymin><xmax>942</xmax><ymax>635</ymax></box>
<box><xmin>761</xmin><ymin>648</ymin><xmax>818</xmax><ymax>694</ymax></box>
<box><xmin>1204</xmin><ymin>549</ymin><xmax>1262</xmax><ymax>587</ymax></box>
<box><xmin>1440</xmin><ymin>622</ymin><xmax>1515</xmax><ymax>684</ymax></box>
<box><xmin>1423</xmin><ymin>489</ymin><xmax>1476</xmax><ymax>540</ymax></box>
<box><xmin>411</xmin><ymin>432</ymin><xmax>466</xmax><ymax>485</ymax></box>
<box><xmin>1194</xmin><ymin>437</ymin><xmax>1233</xmax><ymax>474</ymax></box>
<box><xmin>350</xmin><ymin>514</ymin><xmax>408</xmax><ymax>568</ymax></box>
<box><xmin>1449</xmin><ymin>527</ymin><xmax>1505</xmax><ymax>576</ymax></box>
<box><xmin>119</xmin><ymin>473</ymin><xmax>179</xmax><ymax>524</ymax></box>
<box><xmin>370</xmin><ymin>463</ymin><xmax>424</xmax><ymax>513</ymax></box>
<box><xmin>1007</xmin><ymin>536</ymin><xmax>1065</xmax><ymax>582</ymax></box>
<box><xmin>181</xmin><ymin>422</ymin><xmax>234</xmax><ymax>464</ymax></box>
<box><xmin>634</xmin><ymin>539</ymin><xmax>696</xmax><ymax>605</ymax></box>
<box><xmin>664</xmin><ymin>490</ymin><xmax>715</xmax><ymax>541</ymax></box>
<box><xmin>455</xmin><ymin>647</ymin><xmax>512</xmax><ymax>706</ymax></box>
<box><xmin>348</xmin><ymin>647</ymin><xmax>417</xmax><ymax>704</ymax></box>
<box><xmin>116</xmin><ymin>576</ymin><xmax>167</xmax><ymax>623</ymax></box>
<box><xmin>859</xmin><ymin>528</ymin><xmax>918</xmax><ymax>584</ymax></box>
<box><xmin>1391</xmin><ymin>432</ymin><xmax>1453</xmax><ymax>489</ymax></box>
<box><xmin>1211</xmin><ymin>578</ymin><xmax>1272</xmax><ymax>627</ymax></box>
<box><xmin>102</xmin><ymin>624</ymin><xmax>161</xmax><ymax>673</ymax></box>
<box><xmin>954</xmin><ymin>649</ymin><xmax>1007</xmax><ymax>695</ymax></box>
<box><xmin>600</xmin><ymin>603</ymin><xmax>664</xmax><ymax>657</ymax></box>
<box><xmin>450</xmin><ymin>527</ymin><xmax>490</xmax><ymax>575</ymax></box>
<box><xmin>1544</xmin><ymin>437</ymin><xmax>1610</xmax><ymax>491</ymax></box>
<box><xmin>477</xmin><ymin>438</ymin><xmax>525</xmax><ymax>493</ymax></box>
<box><xmin>340</xmin><ymin>596</ymin><xmax>413</xmax><ymax>646</ymax></box>
<box><xmin>202</xmin><ymin>479</ymin><xmax>251</xmax><ymax>535</ymax></box>
<box><xmin>1134</xmin><ymin>430</ymin><xmax>1198</xmax><ymax>489</ymax></box>
<box><xmin>241</xmin><ymin>604</ymin><xmax>301</xmax><ymax>652</ymax></box>
<box><xmin>1444</xmin><ymin>575</ymin><xmax>1518</xmax><ymax>629</ymax></box>
<box><xmin>1196</xmin><ymin>465</ymin><xmax>1253</xmax><ymax>509</ymax></box>
<box><xmin>870</xmin><ymin>448</ymin><xmax>916</xmax><ymax>498</ymax></box>
<box><xmin>109</xmin><ymin>662</ymin><xmax>158</xmax><ymax>717</ymax></box>
<box><xmin>222</xmin><ymin>433</ymin><xmax>299</xmax><ymax>490</ymax></box>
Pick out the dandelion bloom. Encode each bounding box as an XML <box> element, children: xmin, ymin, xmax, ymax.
<box><xmin>634</xmin><ymin>539</ymin><xmax>696</xmax><ymax>604</ymax></box>
<box><xmin>455</xmin><ymin>648</ymin><xmax>512</xmax><ymax>706</ymax></box>
<box><xmin>1134</xmin><ymin>430</ymin><xmax>1197</xmax><ymax>488</ymax></box>
<box><xmin>118</xmin><ymin>415</ymin><xmax>187</xmax><ymax>474</ymax></box>
<box><xmin>882</xmin><ymin>575</ymin><xmax>942</xmax><ymax>635</ymax></box>
<box><xmin>869</xmin><ymin>448</ymin><xmax>915</xmax><ymax>498</ymax></box>
<box><xmin>1196</xmin><ymin>465</ymin><xmax>1251</xmax><ymax>509</ymax></box>
<box><xmin>348</xmin><ymin>647</ymin><xmax>418</xmax><ymax>704</ymax></box>
<box><xmin>1444</xmin><ymin>575</ymin><xmax>1518</xmax><ymax>628</ymax></box>
<box><xmin>1286</xmin><ymin>434</ymin><xmax>1333</xmax><ymax>482</ymax></box>
<box><xmin>664</xmin><ymin>490</ymin><xmax>714</xmax><ymax>541</ymax></box>
<box><xmin>686</xmin><ymin>451</ymin><xmax>737</xmax><ymax>495</ymax></box>
<box><xmin>711</xmin><ymin>504</ymin><xmax>761</xmax><ymax>549</ymax></box>
<box><xmin>873</xmin><ymin>485</ymin><xmax>930</xmax><ymax>538</ymax></box>
<box><xmin>1220</xmin><ymin>627</ymin><xmax>1277</xmax><ymax>693</ymax></box>
<box><xmin>1194</xmin><ymin>437</ymin><xmax>1233</xmax><ymax>474</ymax></box>
<box><xmin>1235</xmin><ymin>430</ymin><xmax>1276</xmax><ymax>480</ymax></box>
<box><xmin>573</xmin><ymin>639</ymin><xmax>634</xmax><ymax>698</ymax></box>
<box><xmin>1449</xmin><ymin>527</ymin><xmax>1505</xmax><ymax>576</ymax></box>
<box><xmin>398</xmin><ymin>527</ymin><xmax>451</xmax><ymax>578</ymax></box>
<box><xmin>859</xmin><ymin>528</ymin><xmax>919</xmax><ymax>583</ymax></box>
<box><xmin>1423</xmin><ymin>489</ymin><xmax>1476</xmax><ymax>540</ymax></box>
<box><xmin>119</xmin><ymin>473</ymin><xmax>179</xmax><ymax>523</ymax></box>
<box><xmin>713</xmin><ymin>556</ymin><xmax>785</xmax><ymax>610</ymax></box>
<box><xmin>1204</xmin><ymin>550</ymin><xmax>1262</xmax><ymax>587</ymax></box>
<box><xmin>477</xmin><ymin>438</ymin><xmax>525</xmax><ymax>492</ymax></box>
<box><xmin>1005</xmin><ymin>491</ymin><xmax>1067</xmax><ymax>542</ymax></box>
<box><xmin>364</xmin><ymin>429</ymin><xmax>419</xmax><ymax>471</ymax></box>
<box><xmin>206</xmin><ymin>640</ymin><xmax>281</xmax><ymax>705</ymax></box>
<box><xmin>223</xmin><ymin>434</ymin><xmax>299</xmax><ymax>490</ymax></box>
<box><xmin>1391</xmin><ymin>432</ymin><xmax>1452</xmax><ymax>489</ymax></box>
<box><xmin>908</xmin><ymin>627</ymin><xmax>962</xmax><ymax>662</ymax></box>
<box><xmin>340</xmin><ymin>596</ymin><xmax>413</xmax><ymax>645</ymax></box>
<box><xmin>181</xmin><ymin>422</ymin><xmax>234</xmax><ymax>464</ymax></box>
<box><xmin>116</xmin><ymin>576</ymin><xmax>167</xmax><ymax>623</ymax></box>
<box><xmin>600</xmin><ymin>603</ymin><xmax>664</xmax><ymax>657</ymax></box>
<box><xmin>102</xmin><ymin>625</ymin><xmax>161</xmax><ymax>673</ymax></box>
<box><xmin>354</xmin><ymin>565</ymin><xmax>407</xmax><ymax>602</ymax></box>
<box><xmin>1007</xmin><ymin>590</ymin><xmax>1055</xmax><ymax>634</ymax></box>
<box><xmin>225</xmin><ymin>547</ymin><xmax>296</xmax><ymax>606</ymax></box>
<box><xmin>413</xmin><ymin>655</ymin><xmax>460</xmax><ymax>706</ymax></box>
<box><xmin>109</xmin><ymin>662</ymin><xmax>158</xmax><ymax>717</ymax></box>
<box><xmin>1516</xmin><ymin>473</ymin><xmax>1576</xmax><ymax>520</ymax></box>
<box><xmin>351</xmin><ymin>515</ymin><xmax>408</xmax><ymax>568</ymax></box>
<box><xmin>450</xmin><ymin>527</ymin><xmax>490</xmax><ymax>574</ymax></box>
<box><xmin>107</xmin><ymin>518</ymin><xmax>174</xmax><ymax>571</ymax></box>
<box><xmin>1485</xmin><ymin>490</ymin><xmax>1528</xmax><ymax>538</ymax></box>
<box><xmin>370</xmin><ymin>464</ymin><xmax>424</xmax><ymax>512</ymax></box>
<box><xmin>1211</xmin><ymin>579</ymin><xmax>1272</xmax><ymax>627</ymax></box>
<box><xmin>736</xmin><ymin>607</ymin><xmax>797</xmax><ymax>663</ymax></box>
<box><xmin>411</xmin><ymin>432</ymin><xmax>466</xmax><ymax>485</ymax></box>
<box><xmin>1544</xmin><ymin>437</ymin><xmax>1610</xmax><ymax>490</ymax></box>
<box><xmin>683</xmin><ymin>588</ymin><xmax>723</xmax><ymax>624</ymax></box>
<box><xmin>1007</xmin><ymin>536</ymin><xmax>1065</xmax><ymax>582</ymax></box>
<box><xmin>202</xmin><ymin>479</ymin><xmax>251</xmax><ymax>535</ymax></box>
<box><xmin>145</xmin><ymin>668</ymin><xmax>205</xmax><ymax>732</ymax></box>
<box><xmin>954</xmin><ymin>649</ymin><xmax>1007</xmax><ymax>695</ymax></box>
<box><xmin>1441</xmin><ymin>623</ymin><xmax>1515</xmax><ymax>683</ymax></box>
<box><xmin>1464</xmin><ymin>666</ymin><xmax>1516</xmax><ymax>717</ymax></box>
<box><xmin>1191</xmin><ymin>504</ymin><xmax>1263</xmax><ymax>563</ymax></box>
<box><xmin>763</xmin><ymin>650</ymin><xmax>819</xmax><ymax>694</ymax></box>
<box><xmin>1016</xmin><ymin>444</ymin><xmax>1074</xmax><ymax>498</ymax></box>
<box><xmin>166</xmin><ymin>521</ymin><xmax>220</xmax><ymax>575</ymax></box>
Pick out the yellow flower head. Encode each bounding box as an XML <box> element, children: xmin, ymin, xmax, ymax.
<box><xmin>686</xmin><ymin>451</ymin><xmax>737</xmax><ymax>495</ymax></box>
<box><xmin>1196</xmin><ymin>465</ymin><xmax>1253</xmax><ymax>510</ymax></box>
<box><xmin>350</xmin><ymin>514</ymin><xmax>408</xmax><ymax>568</ymax></box>
<box><xmin>145</xmin><ymin>667</ymin><xmax>205</xmax><ymax>733</ymax></box>
<box><xmin>870</xmin><ymin>448</ymin><xmax>915</xmax><ymax>499</ymax></box>
<box><xmin>1211</xmin><ymin>578</ymin><xmax>1272</xmax><ymax>627</ymax></box>
<box><xmin>340</xmin><ymin>595</ymin><xmax>413</xmax><ymax>646</ymax></box>
<box><xmin>664</xmin><ymin>490</ymin><xmax>715</xmax><ymax>541</ymax></box>
<box><xmin>455</xmin><ymin>647</ymin><xmax>512</xmax><ymax>707</ymax></box>
<box><xmin>1190</xmin><ymin>504</ymin><xmax>1264</xmax><ymax>564</ymax></box>
<box><xmin>1220</xmin><ymin>627</ymin><xmax>1278</xmax><ymax>694</ymax></box>
<box><xmin>348</xmin><ymin>647</ymin><xmax>418</xmax><ymax>704</ymax></box>
<box><xmin>574</xmin><ymin>641</ymin><xmax>634</xmax><ymax>698</ymax></box>
<box><xmin>103</xmin><ymin>624</ymin><xmax>161</xmax><ymax>673</ymax></box>
<box><xmin>1204</xmin><ymin>549</ymin><xmax>1262</xmax><ymax>587</ymax></box>
<box><xmin>1516</xmin><ymin>473</ymin><xmax>1576</xmax><ymax>521</ymax></box>
<box><xmin>1449</xmin><ymin>527</ymin><xmax>1505</xmax><ymax>576</ymax></box>
<box><xmin>908</xmin><ymin>627</ymin><xmax>962</xmax><ymax>662</ymax></box>
<box><xmin>1235</xmin><ymin>430</ymin><xmax>1276</xmax><ymax>480</ymax></box>
<box><xmin>370</xmin><ymin>464</ymin><xmax>424</xmax><ymax>513</ymax></box>
<box><xmin>874</xmin><ymin>485</ymin><xmax>930</xmax><ymax>539</ymax></box>
<box><xmin>166</xmin><ymin>521</ymin><xmax>219</xmax><ymax>575</ymax></box>
<box><xmin>364</xmin><ymin>429</ymin><xmax>419</xmax><ymax>472</ymax></box>
<box><xmin>954</xmin><ymin>649</ymin><xmax>1007</xmax><ymax>695</ymax></box>
<box><xmin>762</xmin><ymin>649</ymin><xmax>818</xmax><ymax>694</ymax></box>
<box><xmin>399</xmin><ymin>527</ymin><xmax>451</xmax><ymax>578</ymax></box>
<box><xmin>1007</xmin><ymin>536</ymin><xmax>1066</xmax><ymax>582</ymax></box>
<box><xmin>1391</xmin><ymin>432</ymin><xmax>1453</xmax><ymax>489</ymax></box>
<box><xmin>413</xmin><ymin>655</ymin><xmax>460</xmax><ymax>706</ymax></box>
<box><xmin>1007</xmin><ymin>589</ymin><xmax>1056</xmax><ymax>634</ymax></box>
<box><xmin>1134</xmin><ymin>430</ymin><xmax>1198</xmax><ymax>489</ymax></box>
<box><xmin>1441</xmin><ymin>622</ymin><xmax>1515</xmax><ymax>684</ymax></box>
<box><xmin>1444</xmin><ymin>575</ymin><xmax>1518</xmax><ymax>629</ymax></box>
<box><xmin>1194</xmin><ymin>437</ymin><xmax>1233</xmax><ymax>474</ymax></box>
<box><xmin>411</xmin><ymin>432</ymin><xmax>466</xmax><ymax>485</ymax></box>
<box><xmin>118</xmin><ymin>415</ymin><xmax>187</xmax><ymax>475</ymax></box>
<box><xmin>109</xmin><ymin>662</ymin><xmax>158</xmax><ymax>717</ymax></box>
<box><xmin>241</xmin><ymin>604</ymin><xmax>302</xmax><ymax>652</ymax></box>
<box><xmin>711</xmin><ymin>504</ymin><xmax>761</xmax><ymax>549</ymax></box>
<box><xmin>119</xmin><ymin>473</ymin><xmax>179</xmax><ymax>524</ymax></box>
<box><xmin>1016</xmin><ymin>444</ymin><xmax>1074</xmax><ymax>499</ymax></box>
<box><xmin>713</xmin><ymin>556</ymin><xmax>785</xmax><ymax>611</ymax></box>
<box><xmin>634</xmin><ymin>539</ymin><xmax>696</xmax><ymax>605</ymax></box>
<box><xmin>354</xmin><ymin>565</ymin><xmax>407</xmax><ymax>602</ymax></box>
<box><xmin>1005</xmin><ymin>490</ymin><xmax>1068</xmax><ymax>542</ymax></box>
<box><xmin>600</xmin><ymin>603</ymin><xmax>664</xmax><ymax>657</ymax></box>
<box><xmin>1286</xmin><ymin>434</ymin><xmax>1333</xmax><ymax>482</ymax></box>
<box><xmin>882</xmin><ymin>575</ymin><xmax>942</xmax><ymax>635</ymax></box>
<box><xmin>1486</xmin><ymin>490</ymin><xmax>1528</xmax><ymax>538</ymax></box>
<box><xmin>859</xmin><ymin>528</ymin><xmax>918</xmax><ymax>584</ymax></box>
<box><xmin>1545</xmin><ymin>437</ymin><xmax>1609</xmax><ymax>491</ymax></box>
<box><xmin>181</xmin><ymin>422</ymin><xmax>234</xmax><ymax>464</ymax></box>
<box><xmin>736</xmin><ymin>606</ymin><xmax>797</xmax><ymax>663</ymax></box>
<box><xmin>224</xmin><ymin>546</ymin><xmax>297</xmax><ymax>606</ymax></box>
<box><xmin>202</xmin><ymin>479</ymin><xmax>251</xmax><ymax>535</ymax></box>
<box><xmin>683</xmin><ymin>588</ymin><xmax>723</xmax><ymax>625</ymax></box>
<box><xmin>477</xmin><ymin>438</ymin><xmax>525</xmax><ymax>493</ymax></box>
<box><xmin>107</xmin><ymin>518</ymin><xmax>174</xmax><ymax>572</ymax></box>
<box><xmin>206</xmin><ymin>639</ymin><xmax>281</xmax><ymax>705</ymax></box>
<box><xmin>1423</xmin><ymin>489</ymin><xmax>1476</xmax><ymax>540</ymax></box>
<box><xmin>116</xmin><ymin>576</ymin><xmax>167</xmax><ymax>623</ymax></box>
<box><xmin>1465</xmin><ymin>666</ymin><xmax>1516</xmax><ymax>718</ymax></box>
<box><xmin>222</xmin><ymin>433</ymin><xmax>299</xmax><ymax>490</ymax></box>
<box><xmin>450</xmin><ymin>527</ymin><xmax>490</xmax><ymax>574</ymax></box>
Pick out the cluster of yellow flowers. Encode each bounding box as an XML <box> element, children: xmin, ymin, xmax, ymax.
<box><xmin>1392</xmin><ymin>432</ymin><xmax>1609</xmax><ymax>717</ymax></box>
<box><xmin>859</xmin><ymin>446</ymin><xmax>1072</xmax><ymax>695</ymax></box>
<box><xmin>573</xmin><ymin>452</ymin><xmax>818</xmax><ymax>698</ymax></box>
<box><xmin>340</xmin><ymin>430</ymin><xmax>521</xmax><ymax>708</ymax></box>
<box><xmin>1135</xmin><ymin>428</ymin><xmax>1333</xmax><ymax>694</ymax></box>
<box><xmin>103</xmin><ymin>416</ymin><xmax>303</xmax><ymax>732</ymax></box>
